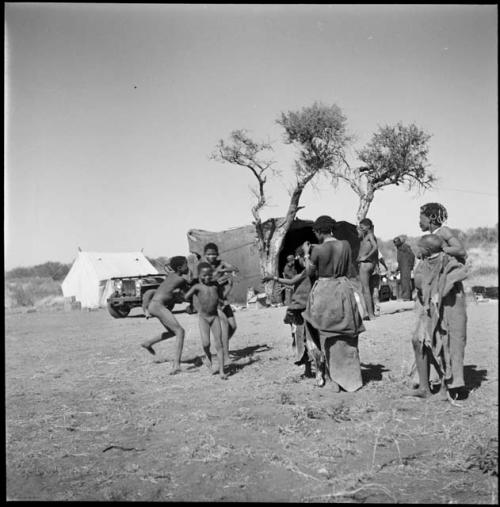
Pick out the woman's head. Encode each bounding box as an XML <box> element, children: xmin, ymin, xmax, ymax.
<box><xmin>419</xmin><ymin>202</ymin><xmax>448</xmax><ymax>231</ymax></box>
<box><xmin>312</xmin><ymin>215</ymin><xmax>336</xmax><ymax>240</ymax></box>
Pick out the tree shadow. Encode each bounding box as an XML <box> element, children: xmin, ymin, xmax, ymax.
<box><xmin>464</xmin><ymin>364</ymin><xmax>489</xmax><ymax>391</ymax></box>
<box><xmin>228</xmin><ymin>344</ymin><xmax>273</xmax><ymax>360</ymax></box>
<box><xmin>360</xmin><ymin>362</ymin><xmax>390</xmax><ymax>384</ymax></box>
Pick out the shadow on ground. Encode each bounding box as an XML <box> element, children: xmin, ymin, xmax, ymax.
<box><xmin>229</xmin><ymin>344</ymin><xmax>273</xmax><ymax>360</ymax></box>
<box><xmin>361</xmin><ymin>362</ymin><xmax>390</xmax><ymax>384</ymax></box>
<box><xmin>464</xmin><ymin>364</ymin><xmax>489</xmax><ymax>390</ymax></box>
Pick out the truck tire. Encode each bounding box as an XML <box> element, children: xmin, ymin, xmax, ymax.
<box><xmin>107</xmin><ymin>303</ymin><xmax>130</xmax><ymax>318</ymax></box>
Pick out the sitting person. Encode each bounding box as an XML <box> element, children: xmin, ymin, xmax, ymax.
<box><xmin>408</xmin><ymin>234</ymin><xmax>468</xmax><ymax>401</ymax></box>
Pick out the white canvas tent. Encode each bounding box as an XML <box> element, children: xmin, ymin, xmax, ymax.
<box><xmin>61</xmin><ymin>251</ymin><xmax>158</xmax><ymax>309</ymax></box>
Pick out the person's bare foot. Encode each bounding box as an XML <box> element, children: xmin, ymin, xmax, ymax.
<box><xmin>219</xmin><ymin>372</ymin><xmax>228</xmax><ymax>380</ymax></box>
<box><xmin>330</xmin><ymin>380</ymin><xmax>340</xmax><ymax>393</ymax></box>
<box><xmin>169</xmin><ymin>365</ymin><xmax>181</xmax><ymax>375</ymax></box>
<box><xmin>316</xmin><ymin>370</ymin><xmax>325</xmax><ymax>387</ymax></box>
<box><xmin>202</xmin><ymin>357</ymin><xmax>213</xmax><ymax>372</ymax></box>
<box><xmin>141</xmin><ymin>343</ymin><xmax>155</xmax><ymax>355</ymax></box>
<box><xmin>404</xmin><ymin>388</ymin><xmax>432</xmax><ymax>398</ymax></box>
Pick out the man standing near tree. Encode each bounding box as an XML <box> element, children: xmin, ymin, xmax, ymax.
<box><xmin>393</xmin><ymin>236</ymin><xmax>415</xmax><ymax>301</ymax></box>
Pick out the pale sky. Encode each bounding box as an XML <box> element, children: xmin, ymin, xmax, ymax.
<box><xmin>5</xmin><ymin>3</ymin><xmax>498</xmax><ymax>270</ymax></box>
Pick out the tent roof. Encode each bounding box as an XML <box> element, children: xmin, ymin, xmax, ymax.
<box><xmin>74</xmin><ymin>251</ymin><xmax>158</xmax><ymax>281</ymax></box>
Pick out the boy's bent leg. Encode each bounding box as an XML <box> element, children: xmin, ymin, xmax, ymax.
<box><xmin>141</xmin><ymin>329</ymin><xmax>176</xmax><ymax>355</ymax></box>
<box><xmin>150</xmin><ymin>305</ymin><xmax>185</xmax><ymax>374</ymax></box>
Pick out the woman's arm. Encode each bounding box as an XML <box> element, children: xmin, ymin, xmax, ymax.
<box><xmin>263</xmin><ymin>269</ymin><xmax>307</xmax><ymax>286</ymax></box>
<box><xmin>440</xmin><ymin>227</ymin><xmax>467</xmax><ymax>258</ymax></box>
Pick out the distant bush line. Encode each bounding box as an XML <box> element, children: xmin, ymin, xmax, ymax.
<box><xmin>5</xmin><ymin>225</ymin><xmax>497</xmax><ymax>280</ymax></box>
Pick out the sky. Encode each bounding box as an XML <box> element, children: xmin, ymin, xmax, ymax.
<box><xmin>5</xmin><ymin>3</ymin><xmax>498</xmax><ymax>270</ymax></box>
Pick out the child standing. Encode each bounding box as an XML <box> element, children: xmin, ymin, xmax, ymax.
<box><xmin>184</xmin><ymin>262</ymin><xmax>228</xmax><ymax>380</ymax></box>
<box><xmin>201</xmin><ymin>243</ymin><xmax>239</xmax><ymax>362</ymax></box>
<box><xmin>263</xmin><ymin>244</ymin><xmax>319</xmax><ymax>380</ymax></box>
<box><xmin>282</xmin><ymin>254</ymin><xmax>298</xmax><ymax>305</ymax></box>
<box><xmin>141</xmin><ymin>256</ymin><xmax>190</xmax><ymax>375</ymax></box>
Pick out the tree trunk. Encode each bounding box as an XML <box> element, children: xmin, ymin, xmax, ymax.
<box><xmin>356</xmin><ymin>192</ymin><xmax>374</xmax><ymax>223</ymax></box>
<box><xmin>257</xmin><ymin>221</ymin><xmax>288</xmax><ymax>304</ymax></box>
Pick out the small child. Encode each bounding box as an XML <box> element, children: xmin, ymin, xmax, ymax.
<box><xmin>409</xmin><ymin>234</ymin><xmax>468</xmax><ymax>401</ymax></box>
<box><xmin>282</xmin><ymin>254</ymin><xmax>298</xmax><ymax>305</ymax></box>
<box><xmin>184</xmin><ymin>262</ymin><xmax>228</xmax><ymax>380</ymax></box>
<box><xmin>263</xmin><ymin>244</ymin><xmax>320</xmax><ymax>381</ymax></box>
<box><xmin>201</xmin><ymin>243</ymin><xmax>239</xmax><ymax>361</ymax></box>
<box><xmin>140</xmin><ymin>256</ymin><xmax>190</xmax><ymax>375</ymax></box>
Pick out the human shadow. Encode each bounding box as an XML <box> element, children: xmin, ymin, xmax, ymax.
<box><xmin>382</xmin><ymin>306</ymin><xmax>415</xmax><ymax>315</ymax></box>
<box><xmin>464</xmin><ymin>364</ymin><xmax>489</xmax><ymax>391</ymax></box>
<box><xmin>361</xmin><ymin>362</ymin><xmax>390</xmax><ymax>384</ymax></box>
<box><xmin>228</xmin><ymin>344</ymin><xmax>273</xmax><ymax>360</ymax></box>
<box><xmin>226</xmin><ymin>357</ymin><xmax>260</xmax><ymax>377</ymax></box>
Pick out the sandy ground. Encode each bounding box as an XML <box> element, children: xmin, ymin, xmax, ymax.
<box><xmin>5</xmin><ymin>298</ymin><xmax>498</xmax><ymax>502</ymax></box>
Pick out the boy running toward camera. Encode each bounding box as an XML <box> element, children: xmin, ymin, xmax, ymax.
<box><xmin>184</xmin><ymin>262</ymin><xmax>228</xmax><ymax>380</ymax></box>
<box><xmin>201</xmin><ymin>243</ymin><xmax>239</xmax><ymax>362</ymax></box>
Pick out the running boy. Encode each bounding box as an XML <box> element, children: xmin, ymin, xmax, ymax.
<box><xmin>184</xmin><ymin>262</ymin><xmax>228</xmax><ymax>380</ymax></box>
<box><xmin>141</xmin><ymin>256</ymin><xmax>190</xmax><ymax>375</ymax></box>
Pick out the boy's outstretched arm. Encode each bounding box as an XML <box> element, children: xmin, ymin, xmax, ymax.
<box><xmin>183</xmin><ymin>284</ymin><xmax>199</xmax><ymax>301</ymax></box>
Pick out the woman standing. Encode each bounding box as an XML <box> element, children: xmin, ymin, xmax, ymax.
<box><xmin>409</xmin><ymin>202</ymin><xmax>468</xmax><ymax>399</ymax></box>
<box><xmin>302</xmin><ymin>215</ymin><xmax>365</xmax><ymax>391</ymax></box>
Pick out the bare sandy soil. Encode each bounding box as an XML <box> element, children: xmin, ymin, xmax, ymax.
<box><xmin>6</xmin><ymin>299</ymin><xmax>498</xmax><ymax>502</ymax></box>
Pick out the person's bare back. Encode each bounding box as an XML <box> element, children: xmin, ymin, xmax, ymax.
<box><xmin>152</xmin><ymin>273</ymin><xmax>189</xmax><ymax>307</ymax></box>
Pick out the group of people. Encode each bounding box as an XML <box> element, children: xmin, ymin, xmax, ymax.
<box><xmin>140</xmin><ymin>201</ymin><xmax>468</xmax><ymax>403</ymax></box>
<box><xmin>266</xmin><ymin>202</ymin><xmax>468</xmax><ymax>402</ymax></box>
<box><xmin>140</xmin><ymin>243</ymin><xmax>238</xmax><ymax>380</ymax></box>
